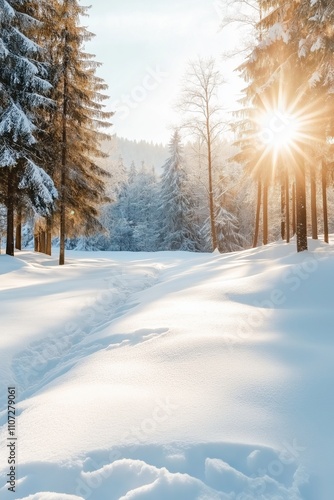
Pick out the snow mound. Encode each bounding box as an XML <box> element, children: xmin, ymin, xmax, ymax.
<box><xmin>1</xmin><ymin>442</ymin><xmax>308</xmax><ymax>500</ymax></box>
<box><xmin>10</xmin><ymin>454</ymin><xmax>307</xmax><ymax>500</ymax></box>
<box><xmin>79</xmin><ymin>458</ymin><xmax>226</xmax><ymax>500</ymax></box>
<box><xmin>0</xmin><ymin>254</ymin><xmax>30</xmax><ymax>274</ymax></box>
<box><xmin>205</xmin><ymin>458</ymin><xmax>305</xmax><ymax>498</ymax></box>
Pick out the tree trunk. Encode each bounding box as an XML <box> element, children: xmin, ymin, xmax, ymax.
<box><xmin>34</xmin><ymin>233</ymin><xmax>39</xmax><ymax>252</ymax></box>
<box><xmin>39</xmin><ymin>229</ymin><xmax>46</xmax><ymax>253</ymax></box>
<box><xmin>253</xmin><ymin>178</ymin><xmax>261</xmax><ymax>248</ymax></box>
<box><xmin>46</xmin><ymin>216</ymin><xmax>52</xmax><ymax>256</ymax></box>
<box><xmin>15</xmin><ymin>206</ymin><xmax>22</xmax><ymax>251</ymax></box>
<box><xmin>280</xmin><ymin>180</ymin><xmax>286</xmax><ymax>240</ymax></box>
<box><xmin>310</xmin><ymin>164</ymin><xmax>318</xmax><ymax>239</ymax></box>
<box><xmin>292</xmin><ymin>182</ymin><xmax>296</xmax><ymax>236</ymax></box>
<box><xmin>206</xmin><ymin>113</ymin><xmax>217</xmax><ymax>251</ymax></box>
<box><xmin>322</xmin><ymin>159</ymin><xmax>329</xmax><ymax>244</ymax></box>
<box><xmin>59</xmin><ymin>186</ymin><xmax>66</xmax><ymax>264</ymax></box>
<box><xmin>295</xmin><ymin>157</ymin><xmax>308</xmax><ymax>252</ymax></box>
<box><xmin>59</xmin><ymin>27</ymin><xmax>69</xmax><ymax>266</ymax></box>
<box><xmin>6</xmin><ymin>168</ymin><xmax>15</xmax><ymax>257</ymax></box>
<box><xmin>263</xmin><ymin>180</ymin><xmax>268</xmax><ymax>245</ymax></box>
<box><xmin>285</xmin><ymin>172</ymin><xmax>290</xmax><ymax>243</ymax></box>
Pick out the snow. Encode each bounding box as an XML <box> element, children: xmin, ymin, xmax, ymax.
<box><xmin>0</xmin><ymin>103</ymin><xmax>37</xmax><ymax>144</ymax></box>
<box><xmin>308</xmin><ymin>70</ymin><xmax>322</xmax><ymax>87</ymax></box>
<box><xmin>298</xmin><ymin>39</ymin><xmax>307</xmax><ymax>59</ymax></box>
<box><xmin>260</xmin><ymin>23</ymin><xmax>290</xmax><ymax>49</ymax></box>
<box><xmin>0</xmin><ymin>239</ymin><xmax>333</xmax><ymax>499</ymax></box>
<box><xmin>310</xmin><ymin>36</ymin><xmax>324</xmax><ymax>52</ymax></box>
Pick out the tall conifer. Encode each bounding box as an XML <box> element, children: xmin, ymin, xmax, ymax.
<box><xmin>0</xmin><ymin>0</ymin><xmax>57</xmax><ymax>256</ymax></box>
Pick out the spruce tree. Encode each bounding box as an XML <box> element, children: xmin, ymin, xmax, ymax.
<box><xmin>130</xmin><ymin>163</ymin><xmax>159</xmax><ymax>252</ymax></box>
<box><xmin>298</xmin><ymin>0</ymin><xmax>334</xmax><ymax>244</ymax></box>
<box><xmin>0</xmin><ymin>0</ymin><xmax>57</xmax><ymax>256</ymax></box>
<box><xmin>106</xmin><ymin>164</ymin><xmax>160</xmax><ymax>252</ymax></box>
<box><xmin>36</xmin><ymin>0</ymin><xmax>112</xmax><ymax>264</ymax></box>
<box><xmin>238</xmin><ymin>1</ymin><xmax>310</xmax><ymax>252</ymax></box>
<box><xmin>159</xmin><ymin>131</ymin><xmax>198</xmax><ymax>251</ymax></box>
<box><xmin>214</xmin><ymin>173</ymin><xmax>246</xmax><ymax>253</ymax></box>
<box><xmin>107</xmin><ymin>178</ymin><xmax>135</xmax><ymax>251</ymax></box>
<box><xmin>242</xmin><ymin>0</ymin><xmax>334</xmax><ymax>251</ymax></box>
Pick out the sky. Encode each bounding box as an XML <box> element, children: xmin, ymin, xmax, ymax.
<box><xmin>84</xmin><ymin>0</ymin><xmax>245</xmax><ymax>145</ymax></box>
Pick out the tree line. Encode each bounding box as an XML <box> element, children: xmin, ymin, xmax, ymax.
<box><xmin>101</xmin><ymin>0</ymin><xmax>334</xmax><ymax>256</ymax></box>
<box><xmin>69</xmin><ymin>132</ymin><xmax>245</xmax><ymax>253</ymax></box>
<box><xmin>2</xmin><ymin>0</ymin><xmax>334</xmax><ymax>260</ymax></box>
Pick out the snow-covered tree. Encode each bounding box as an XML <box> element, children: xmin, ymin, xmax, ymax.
<box><xmin>215</xmin><ymin>168</ymin><xmax>247</xmax><ymax>253</ymax></box>
<box><xmin>159</xmin><ymin>131</ymin><xmax>198</xmax><ymax>251</ymax></box>
<box><xmin>296</xmin><ymin>0</ymin><xmax>334</xmax><ymax>244</ymax></box>
<box><xmin>201</xmin><ymin>175</ymin><xmax>246</xmax><ymax>253</ymax></box>
<box><xmin>177</xmin><ymin>58</ymin><xmax>224</xmax><ymax>250</ymax></box>
<box><xmin>34</xmin><ymin>0</ymin><xmax>112</xmax><ymax>263</ymax></box>
<box><xmin>0</xmin><ymin>0</ymin><xmax>57</xmax><ymax>256</ymax></box>
<box><xmin>238</xmin><ymin>0</ymin><xmax>334</xmax><ymax>252</ymax></box>
<box><xmin>215</xmin><ymin>206</ymin><xmax>246</xmax><ymax>253</ymax></box>
<box><xmin>0</xmin><ymin>205</ymin><xmax>6</xmax><ymax>252</ymax></box>
<box><xmin>129</xmin><ymin>161</ymin><xmax>137</xmax><ymax>182</ymax></box>
<box><xmin>106</xmin><ymin>165</ymin><xmax>159</xmax><ymax>252</ymax></box>
<box><xmin>107</xmin><ymin>180</ymin><xmax>135</xmax><ymax>251</ymax></box>
<box><xmin>131</xmin><ymin>164</ymin><xmax>160</xmax><ymax>251</ymax></box>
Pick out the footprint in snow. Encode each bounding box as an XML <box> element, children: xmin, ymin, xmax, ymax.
<box><xmin>106</xmin><ymin>328</ymin><xmax>169</xmax><ymax>350</ymax></box>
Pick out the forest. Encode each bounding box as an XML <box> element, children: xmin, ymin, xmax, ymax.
<box><xmin>1</xmin><ymin>0</ymin><xmax>334</xmax><ymax>263</ymax></box>
<box><xmin>1</xmin><ymin>2</ymin><xmax>334</xmax><ymax>499</ymax></box>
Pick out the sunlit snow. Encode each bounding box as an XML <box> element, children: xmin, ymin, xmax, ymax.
<box><xmin>0</xmin><ymin>240</ymin><xmax>333</xmax><ymax>499</ymax></box>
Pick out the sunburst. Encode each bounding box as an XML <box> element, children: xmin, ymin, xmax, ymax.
<box><xmin>252</xmin><ymin>82</ymin><xmax>327</xmax><ymax>180</ymax></box>
<box><xmin>260</xmin><ymin>110</ymin><xmax>299</xmax><ymax>151</ymax></box>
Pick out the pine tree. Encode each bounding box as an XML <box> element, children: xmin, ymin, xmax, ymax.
<box><xmin>214</xmin><ymin>172</ymin><xmax>246</xmax><ymax>253</ymax></box>
<box><xmin>244</xmin><ymin>0</ymin><xmax>334</xmax><ymax>251</ymax></box>
<box><xmin>0</xmin><ymin>205</ymin><xmax>6</xmax><ymax>252</ymax></box>
<box><xmin>129</xmin><ymin>160</ymin><xmax>137</xmax><ymax>182</ymax></box>
<box><xmin>107</xmin><ymin>180</ymin><xmax>135</xmax><ymax>251</ymax></box>
<box><xmin>298</xmin><ymin>0</ymin><xmax>334</xmax><ymax>244</ymax></box>
<box><xmin>106</xmin><ymin>164</ymin><xmax>160</xmax><ymax>252</ymax></box>
<box><xmin>130</xmin><ymin>164</ymin><xmax>159</xmax><ymax>251</ymax></box>
<box><xmin>238</xmin><ymin>1</ymin><xmax>313</xmax><ymax>252</ymax></box>
<box><xmin>215</xmin><ymin>206</ymin><xmax>245</xmax><ymax>253</ymax></box>
<box><xmin>35</xmin><ymin>0</ymin><xmax>112</xmax><ymax>264</ymax></box>
<box><xmin>0</xmin><ymin>0</ymin><xmax>57</xmax><ymax>256</ymax></box>
<box><xmin>159</xmin><ymin>131</ymin><xmax>197</xmax><ymax>251</ymax></box>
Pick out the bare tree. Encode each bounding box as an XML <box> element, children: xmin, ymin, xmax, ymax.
<box><xmin>217</xmin><ymin>0</ymin><xmax>260</xmax><ymax>59</ymax></box>
<box><xmin>177</xmin><ymin>58</ymin><xmax>224</xmax><ymax>250</ymax></box>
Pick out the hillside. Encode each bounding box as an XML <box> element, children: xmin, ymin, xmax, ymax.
<box><xmin>101</xmin><ymin>136</ymin><xmax>169</xmax><ymax>174</ymax></box>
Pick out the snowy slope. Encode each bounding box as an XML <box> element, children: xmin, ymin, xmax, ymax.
<box><xmin>0</xmin><ymin>240</ymin><xmax>333</xmax><ymax>499</ymax></box>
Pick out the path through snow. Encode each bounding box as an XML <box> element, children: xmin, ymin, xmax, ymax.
<box><xmin>1</xmin><ymin>252</ymin><xmax>162</xmax><ymax>411</ymax></box>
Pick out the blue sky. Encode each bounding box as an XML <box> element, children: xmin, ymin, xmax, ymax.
<box><xmin>85</xmin><ymin>0</ymin><xmax>243</xmax><ymax>144</ymax></box>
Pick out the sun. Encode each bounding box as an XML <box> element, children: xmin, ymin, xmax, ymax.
<box><xmin>252</xmin><ymin>105</ymin><xmax>305</xmax><ymax>180</ymax></box>
<box><xmin>259</xmin><ymin>110</ymin><xmax>300</xmax><ymax>152</ymax></box>
<box><xmin>250</xmin><ymin>72</ymin><xmax>328</xmax><ymax>182</ymax></box>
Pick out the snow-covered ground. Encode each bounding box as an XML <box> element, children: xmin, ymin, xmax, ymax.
<box><xmin>0</xmin><ymin>239</ymin><xmax>333</xmax><ymax>499</ymax></box>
